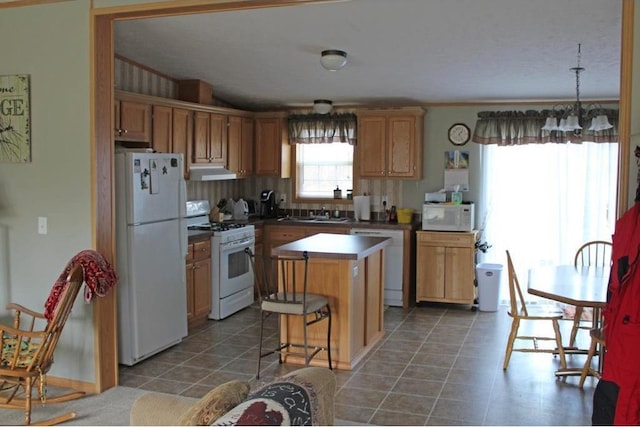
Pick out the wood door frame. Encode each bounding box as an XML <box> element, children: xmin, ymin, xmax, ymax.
<box><xmin>91</xmin><ymin>0</ymin><xmax>633</xmax><ymax>391</ymax></box>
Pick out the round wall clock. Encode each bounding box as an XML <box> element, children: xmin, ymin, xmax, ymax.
<box><xmin>448</xmin><ymin>123</ymin><xmax>471</xmax><ymax>146</ymax></box>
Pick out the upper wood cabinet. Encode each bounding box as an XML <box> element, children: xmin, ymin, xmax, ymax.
<box><xmin>227</xmin><ymin>115</ymin><xmax>254</xmax><ymax>178</ymax></box>
<box><xmin>172</xmin><ymin>108</ymin><xmax>193</xmax><ymax>179</ymax></box>
<box><xmin>254</xmin><ymin>113</ymin><xmax>290</xmax><ymax>178</ymax></box>
<box><xmin>115</xmin><ymin>100</ymin><xmax>152</xmax><ymax>143</ymax></box>
<box><xmin>193</xmin><ymin>112</ymin><xmax>227</xmax><ymax>164</ymax></box>
<box><xmin>151</xmin><ymin>105</ymin><xmax>172</xmax><ymax>153</ymax></box>
<box><xmin>149</xmin><ymin>105</ymin><xmax>192</xmax><ymax>178</ymax></box>
<box><xmin>356</xmin><ymin>108</ymin><xmax>424</xmax><ymax>179</ymax></box>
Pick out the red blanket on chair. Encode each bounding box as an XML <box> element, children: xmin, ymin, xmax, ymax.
<box><xmin>43</xmin><ymin>250</ymin><xmax>118</xmax><ymax>321</ymax></box>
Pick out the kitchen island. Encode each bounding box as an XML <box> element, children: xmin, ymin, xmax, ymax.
<box><xmin>271</xmin><ymin>233</ymin><xmax>390</xmax><ymax>370</ymax></box>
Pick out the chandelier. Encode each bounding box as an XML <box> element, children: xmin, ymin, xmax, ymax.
<box><xmin>541</xmin><ymin>44</ymin><xmax>613</xmax><ymax>134</ymax></box>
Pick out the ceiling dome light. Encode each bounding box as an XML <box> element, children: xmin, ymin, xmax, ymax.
<box><xmin>313</xmin><ymin>99</ymin><xmax>333</xmax><ymax>114</ymax></box>
<box><xmin>320</xmin><ymin>49</ymin><xmax>347</xmax><ymax>71</ymax></box>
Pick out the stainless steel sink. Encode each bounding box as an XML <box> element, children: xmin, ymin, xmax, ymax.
<box><xmin>313</xmin><ymin>216</ymin><xmax>350</xmax><ymax>223</ymax></box>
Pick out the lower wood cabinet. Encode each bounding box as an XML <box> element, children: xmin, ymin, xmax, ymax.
<box><xmin>186</xmin><ymin>239</ymin><xmax>211</xmax><ymax>329</ymax></box>
<box><xmin>416</xmin><ymin>230</ymin><xmax>478</xmax><ymax>305</ymax></box>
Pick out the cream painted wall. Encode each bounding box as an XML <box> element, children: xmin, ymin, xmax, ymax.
<box><xmin>0</xmin><ymin>1</ymin><xmax>95</xmax><ymax>381</ymax></box>
<box><xmin>404</xmin><ymin>107</ymin><xmax>482</xmax><ymax>213</ymax></box>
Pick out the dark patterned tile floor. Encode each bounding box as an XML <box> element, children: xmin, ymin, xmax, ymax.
<box><xmin>118</xmin><ymin>302</ymin><xmax>598</xmax><ymax>425</ymax></box>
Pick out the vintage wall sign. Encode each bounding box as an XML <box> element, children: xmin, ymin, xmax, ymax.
<box><xmin>0</xmin><ymin>74</ymin><xmax>30</xmax><ymax>163</ymax></box>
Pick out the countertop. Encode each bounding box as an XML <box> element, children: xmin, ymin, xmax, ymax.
<box><xmin>187</xmin><ymin>217</ymin><xmax>419</xmax><ymax>243</ymax></box>
<box><xmin>270</xmin><ymin>233</ymin><xmax>391</xmax><ymax>260</ymax></box>
<box><xmin>248</xmin><ymin>217</ymin><xmax>419</xmax><ymax>230</ymax></box>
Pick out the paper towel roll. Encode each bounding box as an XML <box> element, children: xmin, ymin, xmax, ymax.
<box><xmin>353</xmin><ymin>195</ymin><xmax>371</xmax><ymax>221</ymax></box>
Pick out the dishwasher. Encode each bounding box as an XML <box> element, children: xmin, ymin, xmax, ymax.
<box><xmin>350</xmin><ymin>228</ymin><xmax>404</xmax><ymax>307</ymax></box>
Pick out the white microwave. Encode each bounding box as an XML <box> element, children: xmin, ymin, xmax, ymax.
<box><xmin>422</xmin><ymin>203</ymin><xmax>475</xmax><ymax>232</ymax></box>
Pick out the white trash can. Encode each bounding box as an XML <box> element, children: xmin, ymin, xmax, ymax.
<box><xmin>476</xmin><ymin>263</ymin><xmax>503</xmax><ymax>312</ymax></box>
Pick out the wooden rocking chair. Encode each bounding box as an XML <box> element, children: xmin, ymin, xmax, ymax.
<box><xmin>0</xmin><ymin>265</ymin><xmax>86</xmax><ymax>425</ymax></box>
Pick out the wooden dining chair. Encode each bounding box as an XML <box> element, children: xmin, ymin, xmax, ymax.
<box><xmin>245</xmin><ymin>248</ymin><xmax>332</xmax><ymax>379</ymax></box>
<box><xmin>570</xmin><ymin>240</ymin><xmax>612</xmax><ymax>347</ymax></box>
<box><xmin>503</xmin><ymin>250</ymin><xmax>567</xmax><ymax>370</ymax></box>
<box><xmin>578</xmin><ymin>327</ymin><xmax>606</xmax><ymax>388</ymax></box>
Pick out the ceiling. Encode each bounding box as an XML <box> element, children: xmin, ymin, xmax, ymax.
<box><xmin>114</xmin><ymin>0</ymin><xmax>622</xmax><ymax>111</ymax></box>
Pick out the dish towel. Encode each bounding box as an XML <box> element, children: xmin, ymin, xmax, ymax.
<box><xmin>43</xmin><ymin>250</ymin><xmax>118</xmax><ymax>321</ymax></box>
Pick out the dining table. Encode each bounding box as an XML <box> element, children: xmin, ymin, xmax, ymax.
<box><xmin>527</xmin><ymin>264</ymin><xmax>609</xmax><ymax>378</ymax></box>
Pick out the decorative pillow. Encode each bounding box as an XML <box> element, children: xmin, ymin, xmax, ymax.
<box><xmin>212</xmin><ymin>382</ymin><xmax>314</xmax><ymax>426</ymax></box>
<box><xmin>178</xmin><ymin>380</ymin><xmax>251</xmax><ymax>426</ymax></box>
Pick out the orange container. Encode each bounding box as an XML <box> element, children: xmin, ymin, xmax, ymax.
<box><xmin>397</xmin><ymin>208</ymin><xmax>413</xmax><ymax>224</ymax></box>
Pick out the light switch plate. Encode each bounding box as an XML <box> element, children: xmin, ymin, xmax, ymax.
<box><xmin>38</xmin><ymin>217</ymin><xmax>47</xmax><ymax>235</ymax></box>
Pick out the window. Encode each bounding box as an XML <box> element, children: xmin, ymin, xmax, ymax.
<box><xmin>288</xmin><ymin>113</ymin><xmax>357</xmax><ymax>201</ymax></box>
<box><xmin>296</xmin><ymin>143</ymin><xmax>353</xmax><ymax>199</ymax></box>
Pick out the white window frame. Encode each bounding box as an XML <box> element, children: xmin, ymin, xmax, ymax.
<box><xmin>294</xmin><ymin>143</ymin><xmax>354</xmax><ymax>203</ymax></box>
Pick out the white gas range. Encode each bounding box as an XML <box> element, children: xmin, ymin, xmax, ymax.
<box><xmin>185</xmin><ymin>200</ymin><xmax>255</xmax><ymax>320</ymax></box>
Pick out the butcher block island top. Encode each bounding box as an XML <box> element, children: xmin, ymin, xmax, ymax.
<box><xmin>271</xmin><ymin>233</ymin><xmax>391</xmax><ymax>370</ymax></box>
<box><xmin>270</xmin><ymin>232</ymin><xmax>390</xmax><ymax>259</ymax></box>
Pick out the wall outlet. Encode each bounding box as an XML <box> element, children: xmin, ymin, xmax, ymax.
<box><xmin>280</xmin><ymin>193</ymin><xmax>287</xmax><ymax>204</ymax></box>
<box><xmin>38</xmin><ymin>216</ymin><xmax>47</xmax><ymax>235</ymax></box>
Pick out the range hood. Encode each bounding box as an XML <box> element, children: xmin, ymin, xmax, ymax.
<box><xmin>188</xmin><ymin>165</ymin><xmax>237</xmax><ymax>181</ymax></box>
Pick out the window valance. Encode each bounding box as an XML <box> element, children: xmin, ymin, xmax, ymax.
<box><xmin>472</xmin><ymin>109</ymin><xmax>618</xmax><ymax>145</ymax></box>
<box><xmin>288</xmin><ymin>113</ymin><xmax>357</xmax><ymax>145</ymax></box>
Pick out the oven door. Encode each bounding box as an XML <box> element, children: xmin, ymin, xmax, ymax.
<box><xmin>218</xmin><ymin>236</ymin><xmax>255</xmax><ymax>298</ymax></box>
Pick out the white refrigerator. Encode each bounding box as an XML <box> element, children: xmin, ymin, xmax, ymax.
<box><xmin>115</xmin><ymin>151</ymin><xmax>188</xmax><ymax>366</ymax></box>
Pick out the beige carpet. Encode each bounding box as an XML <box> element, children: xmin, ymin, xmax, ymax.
<box><xmin>1</xmin><ymin>386</ymin><xmax>145</xmax><ymax>426</ymax></box>
<box><xmin>1</xmin><ymin>385</ymin><xmax>356</xmax><ymax>425</ymax></box>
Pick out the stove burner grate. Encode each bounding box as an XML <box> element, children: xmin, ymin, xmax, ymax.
<box><xmin>187</xmin><ymin>222</ymin><xmax>248</xmax><ymax>232</ymax></box>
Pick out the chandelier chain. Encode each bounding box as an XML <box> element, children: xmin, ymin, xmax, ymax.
<box><xmin>573</xmin><ymin>43</ymin><xmax>583</xmax><ymax>110</ymax></box>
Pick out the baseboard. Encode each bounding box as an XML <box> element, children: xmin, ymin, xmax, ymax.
<box><xmin>47</xmin><ymin>375</ymin><xmax>98</xmax><ymax>394</ymax></box>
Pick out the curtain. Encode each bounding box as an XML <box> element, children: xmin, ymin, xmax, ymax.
<box><xmin>288</xmin><ymin>113</ymin><xmax>357</xmax><ymax>145</ymax></box>
<box><xmin>472</xmin><ymin>109</ymin><xmax>618</xmax><ymax>145</ymax></box>
<box><xmin>478</xmin><ymin>141</ymin><xmax>619</xmax><ymax>303</ymax></box>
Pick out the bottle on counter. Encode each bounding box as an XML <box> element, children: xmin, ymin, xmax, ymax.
<box><xmin>333</xmin><ymin>186</ymin><xmax>342</xmax><ymax>199</ymax></box>
<box><xmin>389</xmin><ymin>205</ymin><xmax>398</xmax><ymax>223</ymax></box>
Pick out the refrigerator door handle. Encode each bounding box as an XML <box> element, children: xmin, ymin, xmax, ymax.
<box><xmin>179</xmin><ymin>154</ymin><xmax>187</xmax><ymax>259</ymax></box>
<box><xmin>180</xmin><ymin>219</ymin><xmax>188</xmax><ymax>259</ymax></box>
